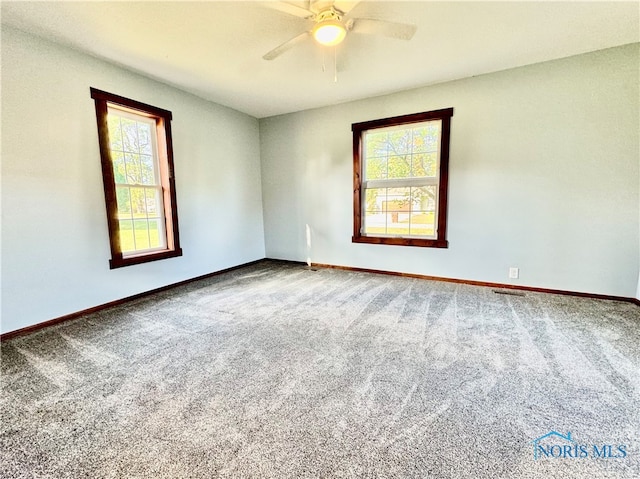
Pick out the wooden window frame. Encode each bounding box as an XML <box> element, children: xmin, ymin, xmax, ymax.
<box><xmin>91</xmin><ymin>88</ymin><xmax>182</xmax><ymax>269</ymax></box>
<box><xmin>352</xmin><ymin>108</ymin><xmax>453</xmax><ymax>248</ymax></box>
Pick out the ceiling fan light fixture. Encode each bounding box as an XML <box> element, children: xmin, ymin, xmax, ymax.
<box><xmin>313</xmin><ymin>19</ymin><xmax>347</xmax><ymax>46</ymax></box>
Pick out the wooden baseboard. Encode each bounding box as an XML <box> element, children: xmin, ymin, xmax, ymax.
<box><xmin>0</xmin><ymin>259</ymin><xmax>266</xmax><ymax>342</ymax></box>
<box><xmin>309</xmin><ymin>261</ymin><xmax>638</xmax><ymax>305</ymax></box>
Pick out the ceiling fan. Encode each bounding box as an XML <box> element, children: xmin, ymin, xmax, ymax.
<box><xmin>263</xmin><ymin>0</ymin><xmax>417</xmax><ymax>61</ymax></box>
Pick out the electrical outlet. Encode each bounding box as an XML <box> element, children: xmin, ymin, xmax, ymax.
<box><xmin>509</xmin><ymin>267</ymin><xmax>519</xmax><ymax>279</ymax></box>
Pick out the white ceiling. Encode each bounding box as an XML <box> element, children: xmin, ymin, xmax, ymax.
<box><xmin>2</xmin><ymin>1</ymin><xmax>638</xmax><ymax>118</ymax></box>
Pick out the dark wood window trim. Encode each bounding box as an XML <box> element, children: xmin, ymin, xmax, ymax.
<box><xmin>91</xmin><ymin>87</ymin><xmax>182</xmax><ymax>269</ymax></box>
<box><xmin>352</xmin><ymin>108</ymin><xmax>453</xmax><ymax>248</ymax></box>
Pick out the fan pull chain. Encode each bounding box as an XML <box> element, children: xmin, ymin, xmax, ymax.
<box><xmin>322</xmin><ymin>49</ymin><xmax>326</xmax><ymax>72</ymax></box>
<box><xmin>334</xmin><ymin>47</ymin><xmax>338</xmax><ymax>83</ymax></box>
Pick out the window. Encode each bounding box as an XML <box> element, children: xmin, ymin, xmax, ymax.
<box><xmin>352</xmin><ymin>108</ymin><xmax>453</xmax><ymax>248</ymax></box>
<box><xmin>91</xmin><ymin>88</ymin><xmax>182</xmax><ymax>268</ymax></box>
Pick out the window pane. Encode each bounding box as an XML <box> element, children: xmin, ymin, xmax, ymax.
<box><xmin>140</xmin><ymin>155</ymin><xmax>155</xmax><ymax>185</ymax></box>
<box><xmin>121</xmin><ymin>117</ymin><xmax>138</xmax><ymax>152</ymax></box>
<box><xmin>364</xmin><ymin>188</ymin><xmax>382</xmax><ymax>213</ymax></box>
<box><xmin>364</xmin><ymin>210</ymin><xmax>385</xmax><ymax>236</ymax></box>
<box><xmin>129</xmin><ymin>187</ymin><xmax>146</xmax><ymax>217</ymax></box>
<box><xmin>148</xmin><ymin>218</ymin><xmax>165</xmax><ymax>249</ymax></box>
<box><xmin>145</xmin><ymin>188</ymin><xmax>161</xmax><ymax>217</ymax></box>
<box><xmin>386</xmin><ymin>187</ymin><xmax>411</xmax><ymax>209</ymax></box>
<box><xmin>364</xmin><ymin>188</ymin><xmax>385</xmax><ymax>235</ymax></box>
<box><xmin>387</xmin><ymin>224</ymin><xmax>410</xmax><ymax>235</ymax></box>
<box><xmin>425</xmin><ymin>121</ymin><xmax>441</xmax><ymax>152</ymax></box>
<box><xmin>365</xmin><ymin>131</ymin><xmax>388</xmax><ymax>158</ymax></box>
<box><xmin>116</xmin><ymin>186</ymin><xmax>132</xmax><ymax>219</ymax></box>
<box><xmin>112</xmin><ymin>151</ymin><xmax>126</xmax><ymax>183</ymax></box>
<box><xmin>412</xmin><ymin>185</ymin><xmax>437</xmax><ymax>212</ymax></box>
<box><xmin>108</xmin><ymin>115</ymin><xmax>123</xmax><ymax>151</ymax></box>
<box><xmin>386</xmin><ymin>187</ymin><xmax>411</xmax><ymax>235</ymax></box>
<box><xmin>408</xmin><ymin>212</ymin><xmax>435</xmax><ymax>237</ymax></box>
<box><xmin>137</xmin><ymin>122</ymin><xmax>153</xmax><ymax>155</ymax></box>
<box><xmin>387</xmin><ymin>129</ymin><xmax>411</xmax><ymax>154</ymax></box>
<box><xmin>365</xmin><ymin>157</ymin><xmax>387</xmax><ymax>180</ymax></box>
<box><xmin>119</xmin><ymin>220</ymin><xmax>135</xmax><ymax>252</ymax></box>
<box><xmin>387</xmin><ymin>155</ymin><xmax>411</xmax><ymax>179</ymax></box>
<box><xmin>125</xmin><ymin>153</ymin><xmax>141</xmax><ymax>184</ymax></box>
<box><xmin>134</xmin><ymin>220</ymin><xmax>150</xmax><ymax>250</ymax></box>
<box><xmin>412</xmin><ymin>126</ymin><xmax>429</xmax><ymax>153</ymax></box>
<box><xmin>411</xmin><ymin>153</ymin><xmax>438</xmax><ymax>177</ymax></box>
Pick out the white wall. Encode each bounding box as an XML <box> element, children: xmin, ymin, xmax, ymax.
<box><xmin>261</xmin><ymin>44</ymin><xmax>640</xmax><ymax>297</ymax></box>
<box><xmin>638</xmin><ymin>150</ymin><xmax>640</xmax><ymax>301</ymax></box>
<box><xmin>1</xmin><ymin>27</ymin><xmax>265</xmax><ymax>335</ymax></box>
<box><xmin>2</xmin><ymin>28</ymin><xmax>638</xmax><ymax>337</ymax></box>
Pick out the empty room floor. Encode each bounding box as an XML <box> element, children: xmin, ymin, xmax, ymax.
<box><xmin>1</xmin><ymin>260</ymin><xmax>639</xmax><ymax>478</ymax></box>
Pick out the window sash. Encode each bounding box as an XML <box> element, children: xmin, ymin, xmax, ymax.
<box><xmin>107</xmin><ymin>108</ymin><xmax>168</xmax><ymax>255</ymax></box>
<box><xmin>107</xmin><ymin>107</ymin><xmax>162</xmax><ymax>188</ymax></box>
<box><xmin>363</xmin><ymin>177</ymin><xmax>438</xmax><ymax>189</ymax></box>
<box><xmin>361</xmin><ymin>185</ymin><xmax>439</xmax><ymax>239</ymax></box>
<box><xmin>114</xmin><ymin>184</ymin><xmax>168</xmax><ymax>255</ymax></box>
<box><xmin>361</xmin><ymin>120</ymin><xmax>441</xmax><ymax>240</ymax></box>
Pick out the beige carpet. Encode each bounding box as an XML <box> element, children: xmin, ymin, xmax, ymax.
<box><xmin>1</xmin><ymin>260</ymin><xmax>639</xmax><ymax>478</ymax></box>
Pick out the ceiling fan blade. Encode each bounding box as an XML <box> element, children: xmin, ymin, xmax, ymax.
<box><xmin>266</xmin><ymin>1</ymin><xmax>315</xmax><ymax>19</ymax></box>
<box><xmin>263</xmin><ymin>31</ymin><xmax>310</xmax><ymax>60</ymax></box>
<box><xmin>333</xmin><ymin>1</ymin><xmax>361</xmax><ymax>15</ymax></box>
<box><xmin>350</xmin><ymin>18</ymin><xmax>417</xmax><ymax>40</ymax></box>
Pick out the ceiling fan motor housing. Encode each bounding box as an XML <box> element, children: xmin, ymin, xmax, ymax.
<box><xmin>312</xmin><ymin>7</ymin><xmax>347</xmax><ymax>46</ymax></box>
